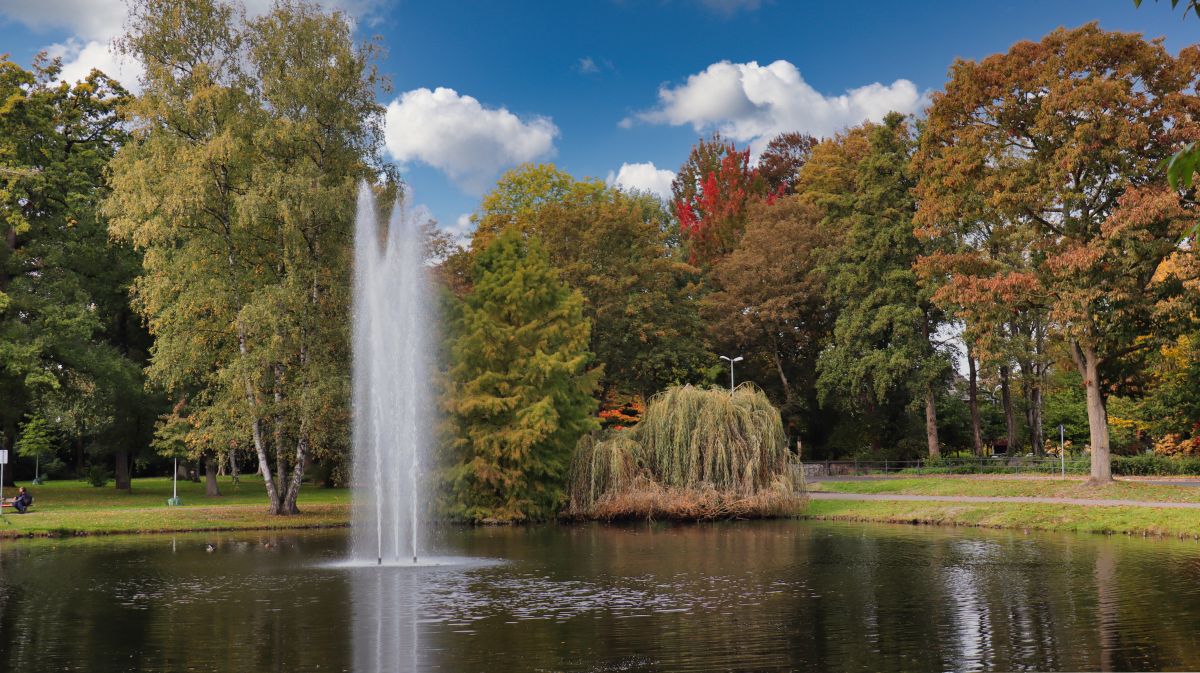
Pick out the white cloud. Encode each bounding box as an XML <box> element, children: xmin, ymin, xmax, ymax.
<box><xmin>577</xmin><ymin>57</ymin><xmax>599</xmax><ymax>74</ymax></box>
<box><xmin>1</xmin><ymin>0</ymin><xmax>385</xmax><ymax>90</ymax></box>
<box><xmin>384</xmin><ymin>87</ymin><xmax>558</xmax><ymax>194</ymax></box>
<box><xmin>606</xmin><ymin>162</ymin><xmax>676</xmax><ymax>202</ymax></box>
<box><xmin>0</xmin><ymin>0</ymin><xmax>127</xmax><ymax>41</ymax></box>
<box><xmin>625</xmin><ymin>59</ymin><xmax>926</xmax><ymax>153</ymax></box>
<box><xmin>44</xmin><ymin>38</ymin><xmax>143</xmax><ymax>91</ymax></box>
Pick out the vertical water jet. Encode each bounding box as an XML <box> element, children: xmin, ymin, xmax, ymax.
<box><xmin>351</xmin><ymin>183</ymin><xmax>434</xmax><ymax>565</ymax></box>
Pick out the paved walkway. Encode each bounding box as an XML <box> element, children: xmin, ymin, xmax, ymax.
<box><xmin>809</xmin><ymin>491</ymin><xmax>1200</xmax><ymax>509</ymax></box>
<box><xmin>811</xmin><ymin>475</ymin><xmax>1200</xmax><ymax>487</ymax></box>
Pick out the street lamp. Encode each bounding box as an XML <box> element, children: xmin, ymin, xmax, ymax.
<box><xmin>167</xmin><ymin>456</ymin><xmax>182</xmax><ymax>507</ymax></box>
<box><xmin>719</xmin><ymin>355</ymin><xmax>744</xmax><ymax>393</ymax></box>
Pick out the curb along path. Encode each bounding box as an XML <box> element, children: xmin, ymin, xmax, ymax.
<box><xmin>809</xmin><ymin>491</ymin><xmax>1200</xmax><ymax>509</ymax></box>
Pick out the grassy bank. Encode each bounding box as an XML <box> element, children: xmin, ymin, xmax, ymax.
<box><xmin>0</xmin><ymin>477</ymin><xmax>349</xmax><ymax>538</ymax></box>
<box><xmin>804</xmin><ymin>476</ymin><xmax>1200</xmax><ymax>538</ymax></box>
<box><xmin>812</xmin><ymin>476</ymin><xmax>1200</xmax><ymax>503</ymax></box>
<box><xmin>803</xmin><ymin>498</ymin><xmax>1200</xmax><ymax>538</ymax></box>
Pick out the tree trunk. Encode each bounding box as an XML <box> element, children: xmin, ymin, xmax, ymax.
<box><xmin>768</xmin><ymin>333</ymin><xmax>794</xmax><ymax>404</ymax></box>
<box><xmin>114</xmin><ymin>449</ymin><xmax>131</xmax><ymax>490</ymax></box>
<box><xmin>1028</xmin><ymin>376</ymin><xmax>1044</xmax><ymax>455</ymax></box>
<box><xmin>228</xmin><ymin>448</ymin><xmax>240</xmax><ymax>483</ymax></box>
<box><xmin>1</xmin><ymin>223</ymin><xmax>14</xmax><ymax>293</ymax></box>
<box><xmin>204</xmin><ymin>455</ymin><xmax>221</xmax><ymax>497</ymax></box>
<box><xmin>967</xmin><ymin>344</ymin><xmax>983</xmax><ymax>456</ymax></box>
<box><xmin>1030</xmin><ymin>319</ymin><xmax>1047</xmax><ymax>455</ymax></box>
<box><xmin>75</xmin><ymin>436</ymin><xmax>85</xmax><ymax>475</ymax></box>
<box><xmin>999</xmin><ymin>365</ymin><xmax>1018</xmax><ymax>453</ymax></box>
<box><xmin>1071</xmin><ymin>341</ymin><xmax>1112</xmax><ymax>484</ymax></box>
<box><xmin>924</xmin><ymin>384</ymin><xmax>940</xmax><ymax>458</ymax></box>
<box><xmin>240</xmin><ymin>327</ymin><xmax>282</xmax><ymax>514</ymax></box>
<box><xmin>176</xmin><ymin>460</ymin><xmax>189</xmax><ymax>480</ymax></box>
<box><xmin>280</xmin><ymin>435</ymin><xmax>310</xmax><ymax>515</ymax></box>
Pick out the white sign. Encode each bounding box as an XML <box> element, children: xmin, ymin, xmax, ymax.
<box><xmin>0</xmin><ymin>450</ymin><xmax>7</xmax><ymax>464</ymax></box>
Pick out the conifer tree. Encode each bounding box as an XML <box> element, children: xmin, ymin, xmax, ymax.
<box><xmin>446</xmin><ymin>231</ymin><xmax>599</xmax><ymax>522</ymax></box>
<box><xmin>816</xmin><ymin>114</ymin><xmax>950</xmax><ymax>457</ymax></box>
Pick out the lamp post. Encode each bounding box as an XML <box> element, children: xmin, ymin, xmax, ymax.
<box><xmin>167</xmin><ymin>457</ymin><xmax>182</xmax><ymax>507</ymax></box>
<box><xmin>719</xmin><ymin>355</ymin><xmax>744</xmax><ymax>393</ymax></box>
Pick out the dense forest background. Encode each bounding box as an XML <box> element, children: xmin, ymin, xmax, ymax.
<box><xmin>2</xmin><ymin>0</ymin><xmax>1199</xmax><ymax>517</ymax></box>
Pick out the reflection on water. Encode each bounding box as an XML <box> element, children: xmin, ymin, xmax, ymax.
<box><xmin>3</xmin><ymin>521</ymin><xmax>1200</xmax><ymax>671</ymax></box>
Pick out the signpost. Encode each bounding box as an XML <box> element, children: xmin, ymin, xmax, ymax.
<box><xmin>0</xmin><ymin>449</ymin><xmax>8</xmax><ymax>502</ymax></box>
<box><xmin>1059</xmin><ymin>424</ymin><xmax>1066</xmax><ymax>478</ymax></box>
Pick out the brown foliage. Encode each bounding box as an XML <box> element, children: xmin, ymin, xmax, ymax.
<box><xmin>565</xmin><ymin>475</ymin><xmax>804</xmax><ymax>522</ymax></box>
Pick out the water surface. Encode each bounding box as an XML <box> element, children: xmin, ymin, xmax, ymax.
<box><xmin>1</xmin><ymin>521</ymin><xmax>1198</xmax><ymax>672</ymax></box>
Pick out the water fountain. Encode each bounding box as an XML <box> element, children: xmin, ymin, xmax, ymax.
<box><xmin>351</xmin><ymin>183</ymin><xmax>434</xmax><ymax>566</ymax></box>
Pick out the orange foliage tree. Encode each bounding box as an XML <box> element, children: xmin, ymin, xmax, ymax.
<box><xmin>914</xmin><ymin>24</ymin><xmax>1200</xmax><ymax>482</ymax></box>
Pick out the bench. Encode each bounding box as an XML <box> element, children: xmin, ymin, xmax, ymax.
<box><xmin>1</xmin><ymin>499</ymin><xmax>32</xmax><ymax>512</ymax></box>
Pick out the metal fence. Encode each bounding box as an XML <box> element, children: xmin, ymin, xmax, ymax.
<box><xmin>803</xmin><ymin>456</ymin><xmax>1091</xmax><ymax>478</ymax></box>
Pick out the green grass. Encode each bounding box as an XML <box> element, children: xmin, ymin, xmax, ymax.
<box><xmin>811</xmin><ymin>476</ymin><xmax>1200</xmax><ymax>503</ymax></box>
<box><xmin>803</xmin><ymin>498</ymin><xmax>1200</xmax><ymax>538</ymax></box>
<box><xmin>0</xmin><ymin>477</ymin><xmax>349</xmax><ymax>538</ymax></box>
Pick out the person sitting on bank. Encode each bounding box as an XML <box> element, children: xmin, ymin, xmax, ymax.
<box><xmin>11</xmin><ymin>487</ymin><xmax>31</xmax><ymax>514</ymax></box>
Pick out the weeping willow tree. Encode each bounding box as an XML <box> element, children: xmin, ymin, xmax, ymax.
<box><xmin>567</xmin><ymin>384</ymin><xmax>804</xmax><ymax>520</ymax></box>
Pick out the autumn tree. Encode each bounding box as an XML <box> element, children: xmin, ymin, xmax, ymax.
<box><xmin>915</xmin><ymin>24</ymin><xmax>1200</xmax><ymax>482</ymax></box>
<box><xmin>817</xmin><ymin>114</ymin><xmax>950</xmax><ymax>458</ymax></box>
<box><xmin>106</xmin><ymin>0</ymin><xmax>386</xmax><ymax>512</ymax></box>
<box><xmin>471</xmin><ymin>164</ymin><xmax>711</xmax><ymax>398</ymax></box>
<box><xmin>445</xmin><ymin>231</ymin><xmax>599</xmax><ymax>522</ymax></box>
<box><xmin>702</xmin><ymin>195</ymin><xmax>832</xmax><ymax>425</ymax></box>
<box><xmin>757</xmin><ymin>132</ymin><xmax>818</xmax><ymax>195</ymax></box>
<box><xmin>671</xmin><ymin>135</ymin><xmax>766</xmax><ymax>265</ymax></box>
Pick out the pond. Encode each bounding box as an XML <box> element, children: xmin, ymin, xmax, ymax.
<box><xmin>1</xmin><ymin>520</ymin><xmax>1198</xmax><ymax>672</ymax></box>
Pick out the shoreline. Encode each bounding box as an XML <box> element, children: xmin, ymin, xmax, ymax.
<box><xmin>8</xmin><ymin>473</ymin><xmax>1200</xmax><ymax>541</ymax></box>
<box><xmin>800</xmin><ymin>498</ymin><xmax>1200</xmax><ymax>540</ymax></box>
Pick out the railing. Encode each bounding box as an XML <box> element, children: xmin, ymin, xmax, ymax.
<box><xmin>803</xmin><ymin>456</ymin><xmax>1091</xmax><ymax>478</ymax></box>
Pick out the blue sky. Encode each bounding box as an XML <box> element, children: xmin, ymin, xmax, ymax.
<box><xmin>2</xmin><ymin>0</ymin><xmax>1197</xmax><ymax>237</ymax></box>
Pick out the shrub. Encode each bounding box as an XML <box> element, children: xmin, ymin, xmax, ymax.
<box><xmin>83</xmin><ymin>465</ymin><xmax>111</xmax><ymax>488</ymax></box>
<box><xmin>1112</xmin><ymin>454</ymin><xmax>1200</xmax><ymax>476</ymax></box>
<box><xmin>566</xmin><ymin>384</ymin><xmax>804</xmax><ymax>520</ymax></box>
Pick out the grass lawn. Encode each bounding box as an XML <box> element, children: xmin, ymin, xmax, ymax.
<box><xmin>802</xmin><ymin>476</ymin><xmax>1200</xmax><ymax>537</ymax></box>
<box><xmin>0</xmin><ymin>477</ymin><xmax>349</xmax><ymax>538</ymax></box>
<box><xmin>810</xmin><ymin>475</ymin><xmax>1200</xmax><ymax>503</ymax></box>
<box><xmin>803</xmin><ymin>498</ymin><xmax>1200</xmax><ymax>538</ymax></box>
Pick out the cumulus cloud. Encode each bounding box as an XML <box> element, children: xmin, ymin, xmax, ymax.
<box><xmin>624</xmin><ymin>59</ymin><xmax>926</xmax><ymax>153</ymax></box>
<box><xmin>606</xmin><ymin>162</ymin><xmax>676</xmax><ymax>202</ymax></box>
<box><xmin>44</xmin><ymin>38</ymin><xmax>142</xmax><ymax>90</ymax></box>
<box><xmin>0</xmin><ymin>0</ymin><xmax>127</xmax><ymax>41</ymax></box>
<box><xmin>1</xmin><ymin>0</ymin><xmax>383</xmax><ymax>89</ymax></box>
<box><xmin>384</xmin><ymin>87</ymin><xmax>559</xmax><ymax>194</ymax></box>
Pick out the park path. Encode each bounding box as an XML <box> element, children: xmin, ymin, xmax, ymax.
<box><xmin>809</xmin><ymin>491</ymin><xmax>1200</xmax><ymax>509</ymax></box>
<box><xmin>811</xmin><ymin>475</ymin><xmax>1200</xmax><ymax>487</ymax></box>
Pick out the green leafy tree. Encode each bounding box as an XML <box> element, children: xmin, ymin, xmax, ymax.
<box><xmin>472</xmin><ymin>164</ymin><xmax>711</xmax><ymax>398</ymax></box>
<box><xmin>446</xmin><ymin>231</ymin><xmax>599</xmax><ymax>522</ymax></box>
<box><xmin>15</xmin><ymin>415</ymin><xmax>59</xmax><ymax>482</ymax></box>
<box><xmin>0</xmin><ymin>55</ymin><xmax>157</xmax><ymax>487</ymax></box>
<box><xmin>817</xmin><ymin>114</ymin><xmax>950</xmax><ymax>457</ymax></box>
<box><xmin>105</xmin><ymin>0</ymin><xmax>386</xmax><ymax>512</ymax></box>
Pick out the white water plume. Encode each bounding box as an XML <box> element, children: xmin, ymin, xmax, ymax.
<box><xmin>351</xmin><ymin>183</ymin><xmax>436</xmax><ymax>565</ymax></box>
